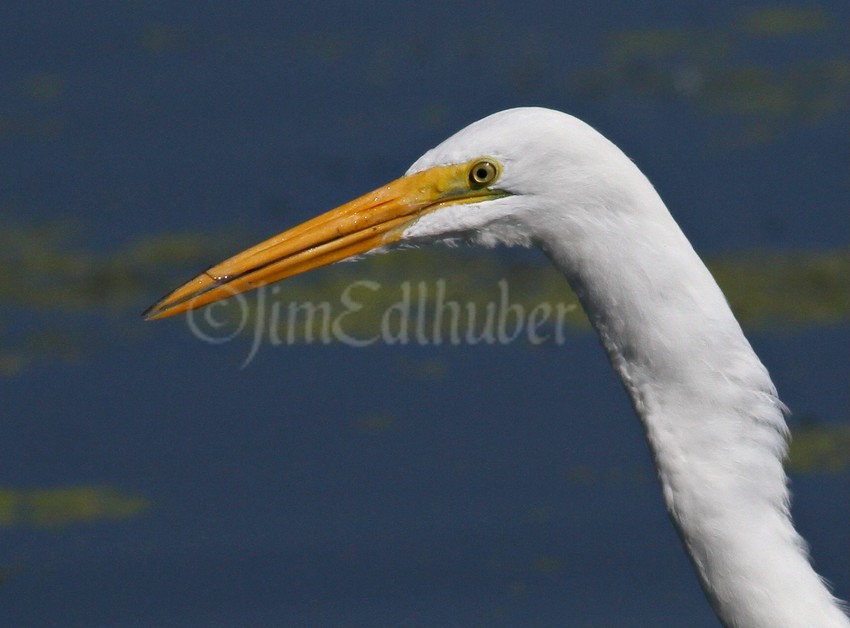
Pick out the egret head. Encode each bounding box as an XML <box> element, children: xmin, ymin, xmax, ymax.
<box><xmin>398</xmin><ymin>107</ymin><xmax>630</xmax><ymax>249</ymax></box>
<box><xmin>143</xmin><ymin>107</ymin><xmax>629</xmax><ymax>320</ymax></box>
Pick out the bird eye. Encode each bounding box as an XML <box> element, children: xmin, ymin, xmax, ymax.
<box><xmin>469</xmin><ymin>160</ymin><xmax>498</xmax><ymax>187</ymax></box>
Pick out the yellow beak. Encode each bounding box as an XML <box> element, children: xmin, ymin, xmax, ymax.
<box><xmin>143</xmin><ymin>159</ymin><xmax>505</xmax><ymax>320</ymax></box>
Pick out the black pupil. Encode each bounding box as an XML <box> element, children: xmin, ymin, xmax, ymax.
<box><xmin>476</xmin><ymin>167</ymin><xmax>488</xmax><ymax>180</ymax></box>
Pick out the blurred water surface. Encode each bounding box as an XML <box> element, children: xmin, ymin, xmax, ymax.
<box><xmin>1</xmin><ymin>2</ymin><xmax>848</xmax><ymax>626</ymax></box>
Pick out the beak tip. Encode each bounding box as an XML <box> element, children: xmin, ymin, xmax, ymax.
<box><xmin>141</xmin><ymin>299</ymin><xmax>169</xmax><ymax>321</ymax></box>
<box><xmin>142</xmin><ymin>270</ymin><xmax>235</xmax><ymax>321</ymax></box>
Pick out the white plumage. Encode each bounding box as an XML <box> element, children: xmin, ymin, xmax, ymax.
<box><xmin>147</xmin><ymin>107</ymin><xmax>849</xmax><ymax>627</ymax></box>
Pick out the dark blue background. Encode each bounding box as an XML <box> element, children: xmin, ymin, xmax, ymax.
<box><xmin>1</xmin><ymin>2</ymin><xmax>847</xmax><ymax>626</ymax></box>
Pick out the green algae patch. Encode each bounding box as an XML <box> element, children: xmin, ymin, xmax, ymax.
<box><xmin>0</xmin><ymin>485</ymin><xmax>149</xmax><ymax>529</ymax></box>
<box><xmin>787</xmin><ymin>424</ymin><xmax>850</xmax><ymax>475</ymax></box>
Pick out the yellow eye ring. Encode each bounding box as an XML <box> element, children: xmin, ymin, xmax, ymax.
<box><xmin>469</xmin><ymin>160</ymin><xmax>498</xmax><ymax>187</ymax></box>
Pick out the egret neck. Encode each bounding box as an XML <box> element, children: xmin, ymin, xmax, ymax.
<box><xmin>538</xmin><ymin>154</ymin><xmax>847</xmax><ymax>627</ymax></box>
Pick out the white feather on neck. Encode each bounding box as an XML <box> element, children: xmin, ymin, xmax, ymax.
<box><xmin>538</xmin><ymin>153</ymin><xmax>848</xmax><ymax>627</ymax></box>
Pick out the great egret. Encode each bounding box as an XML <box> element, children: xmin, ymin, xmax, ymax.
<box><xmin>145</xmin><ymin>108</ymin><xmax>849</xmax><ymax>627</ymax></box>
